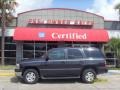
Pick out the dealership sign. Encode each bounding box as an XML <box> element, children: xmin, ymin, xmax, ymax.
<box><xmin>14</xmin><ymin>27</ymin><xmax>109</xmax><ymax>42</ymax></box>
<box><xmin>28</xmin><ymin>19</ymin><xmax>94</xmax><ymax>26</ymax></box>
<box><xmin>38</xmin><ymin>32</ymin><xmax>87</xmax><ymax>40</ymax></box>
<box><xmin>51</xmin><ymin>33</ymin><xmax>87</xmax><ymax>40</ymax></box>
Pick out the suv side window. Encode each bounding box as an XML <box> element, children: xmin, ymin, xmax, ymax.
<box><xmin>68</xmin><ymin>49</ymin><xmax>83</xmax><ymax>59</ymax></box>
<box><xmin>48</xmin><ymin>49</ymin><xmax>65</xmax><ymax>60</ymax></box>
<box><xmin>84</xmin><ymin>49</ymin><xmax>104</xmax><ymax>58</ymax></box>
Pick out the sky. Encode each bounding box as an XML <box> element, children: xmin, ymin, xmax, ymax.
<box><xmin>16</xmin><ymin>0</ymin><xmax>120</xmax><ymax>20</ymax></box>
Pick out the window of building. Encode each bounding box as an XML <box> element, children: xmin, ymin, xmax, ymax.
<box><xmin>0</xmin><ymin>58</ymin><xmax>1</xmax><ymax>64</ymax></box>
<box><xmin>0</xmin><ymin>50</ymin><xmax>1</xmax><ymax>57</ymax></box>
<box><xmin>35</xmin><ymin>43</ymin><xmax>46</xmax><ymax>51</ymax></box>
<box><xmin>23</xmin><ymin>51</ymin><xmax>34</xmax><ymax>58</ymax></box>
<box><xmin>47</xmin><ymin>42</ymin><xmax>58</xmax><ymax>50</ymax></box>
<box><xmin>5</xmin><ymin>44</ymin><xmax>16</xmax><ymax>50</ymax></box>
<box><xmin>35</xmin><ymin>51</ymin><xmax>45</xmax><ymax>58</ymax></box>
<box><xmin>3</xmin><ymin>37</ymin><xmax>16</xmax><ymax>65</ymax></box>
<box><xmin>5</xmin><ymin>58</ymin><xmax>16</xmax><ymax>65</ymax></box>
<box><xmin>23</xmin><ymin>43</ymin><xmax>34</xmax><ymax>50</ymax></box>
<box><xmin>5</xmin><ymin>37</ymin><xmax>15</xmax><ymax>43</ymax></box>
<box><xmin>5</xmin><ymin>51</ymin><xmax>16</xmax><ymax>57</ymax></box>
<box><xmin>68</xmin><ymin>49</ymin><xmax>83</xmax><ymax>59</ymax></box>
<box><xmin>23</xmin><ymin>42</ymin><xmax>47</xmax><ymax>59</ymax></box>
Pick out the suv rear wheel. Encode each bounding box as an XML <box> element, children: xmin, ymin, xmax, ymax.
<box><xmin>23</xmin><ymin>69</ymin><xmax>39</xmax><ymax>84</ymax></box>
<box><xmin>81</xmin><ymin>69</ymin><xmax>96</xmax><ymax>83</ymax></box>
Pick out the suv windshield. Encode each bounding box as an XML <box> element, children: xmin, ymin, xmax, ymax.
<box><xmin>84</xmin><ymin>48</ymin><xmax>105</xmax><ymax>58</ymax></box>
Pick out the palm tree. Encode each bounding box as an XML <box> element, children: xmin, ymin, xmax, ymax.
<box><xmin>0</xmin><ymin>0</ymin><xmax>18</xmax><ymax>65</ymax></box>
<box><xmin>106</xmin><ymin>38</ymin><xmax>120</xmax><ymax>67</ymax></box>
<box><xmin>115</xmin><ymin>3</ymin><xmax>120</xmax><ymax>21</ymax></box>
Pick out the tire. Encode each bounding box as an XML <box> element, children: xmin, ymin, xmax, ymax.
<box><xmin>81</xmin><ymin>69</ymin><xmax>96</xmax><ymax>83</ymax></box>
<box><xmin>23</xmin><ymin>69</ymin><xmax>39</xmax><ymax>84</ymax></box>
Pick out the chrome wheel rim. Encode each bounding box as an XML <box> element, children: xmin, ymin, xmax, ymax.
<box><xmin>85</xmin><ymin>72</ymin><xmax>94</xmax><ymax>82</ymax></box>
<box><xmin>26</xmin><ymin>72</ymin><xmax>36</xmax><ymax>82</ymax></box>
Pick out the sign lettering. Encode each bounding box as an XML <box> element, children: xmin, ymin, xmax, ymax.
<box><xmin>28</xmin><ymin>19</ymin><xmax>93</xmax><ymax>26</ymax></box>
<box><xmin>51</xmin><ymin>33</ymin><xmax>87</xmax><ymax>40</ymax></box>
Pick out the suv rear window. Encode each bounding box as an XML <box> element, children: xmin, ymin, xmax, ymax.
<box><xmin>84</xmin><ymin>48</ymin><xmax>104</xmax><ymax>58</ymax></box>
<box><xmin>68</xmin><ymin>49</ymin><xmax>83</xmax><ymax>59</ymax></box>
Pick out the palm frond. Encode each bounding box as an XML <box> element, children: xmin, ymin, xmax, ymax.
<box><xmin>0</xmin><ymin>0</ymin><xmax>18</xmax><ymax>24</ymax></box>
<box><xmin>115</xmin><ymin>3</ymin><xmax>120</xmax><ymax>9</ymax></box>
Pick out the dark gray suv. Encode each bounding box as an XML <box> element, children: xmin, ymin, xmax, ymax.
<box><xmin>15</xmin><ymin>47</ymin><xmax>108</xmax><ymax>84</ymax></box>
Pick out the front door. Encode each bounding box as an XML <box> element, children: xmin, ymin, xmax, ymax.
<box><xmin>40</xmin><ymin>48</ymin><xmax>67</xmax><ymax>78</ymax></box>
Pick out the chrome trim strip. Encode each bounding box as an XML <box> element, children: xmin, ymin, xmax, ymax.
<box><xmin>23</xmin><ymin>58</ymin><xmax>105</xmax><ymax>63</ymax></box>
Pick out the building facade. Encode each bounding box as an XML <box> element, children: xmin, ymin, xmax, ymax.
<box><xmin>0</xmin><ymin>8</ymin><xmax>120</xmax><ymax>65</ymax></box>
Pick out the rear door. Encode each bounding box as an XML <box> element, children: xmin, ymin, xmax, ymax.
<box><xmin>64</xmin><ymin>48</ymin><xmax>85</xmax><ymax>77</ymax></box>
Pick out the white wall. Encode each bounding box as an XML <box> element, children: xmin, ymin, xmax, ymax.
<box><xmin>0</xmin><ymin>28</ymin><xmax>15</xmax><ymax>36</ymax></box>
<box><xmin>107</xmin><ymin>30</ymin><xmax>120</xmax><ymax>39</ymax></box>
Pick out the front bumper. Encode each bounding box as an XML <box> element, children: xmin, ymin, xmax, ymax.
<box><xmin>15</xmin><ymin>69</ymin><xmax>22</xmax><ymax>77</ymax></box>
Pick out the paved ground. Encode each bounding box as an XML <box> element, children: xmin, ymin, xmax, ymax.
<box><xmin>0</xmin><ymin>74</ymin><xmax>120</xmax><ymax>90</ymax></box>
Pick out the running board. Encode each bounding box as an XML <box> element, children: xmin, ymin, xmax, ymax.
<box><xmin>41</xmin><ymin>76</ymin><xmax>80</xmax><ymax>79</ymax></box>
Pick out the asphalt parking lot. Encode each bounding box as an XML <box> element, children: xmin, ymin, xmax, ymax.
<box><xmin>0</xmin><ymin>73</ymin><xmax>120</xmax><ymax>90</ymax></box>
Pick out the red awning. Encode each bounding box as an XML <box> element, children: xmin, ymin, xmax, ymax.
<box><xmin>13</xmin><ymin>27</ymin><xmax>109</xmax><ymax>42</ymax></box>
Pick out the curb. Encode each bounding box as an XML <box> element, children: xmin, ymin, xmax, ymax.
<box><xmin>0</xmin><ymin>70</ymin><xmax>15</xmax><ymax>77</ymax></box>
<box><xmin>108</xmin><ymin>70</ymin><xmax>120</xmax><ymax>74</ymax></box>
<box><xmin>0</xmin><ymin>73</ymin><xmax>15</xmax><ymax>76</ymax></box>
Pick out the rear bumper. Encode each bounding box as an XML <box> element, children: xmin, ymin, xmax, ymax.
<box><xmin>15</xmin><ymin>69</ymin><xmax>22</xmax><ymax>77</ymax></box>
<box><xmin>97</xmin><ymin>67</ymin><xmax>108</xmax><ymax>74</ymax></box>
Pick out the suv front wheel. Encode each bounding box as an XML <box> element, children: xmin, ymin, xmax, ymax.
<box><xmin>81</xmin><ymin>69</ymin><xmax>96</xmax><ymax>83</ymax></box>
<box><xmin>23</xmin><ymin>69</ymin><xmax>39</xmax><ymax>84</ymax></box>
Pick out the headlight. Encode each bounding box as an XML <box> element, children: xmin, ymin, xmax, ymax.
<box><xmin>16</xmin><ymin>64</ymin><xmax>20</xmax><ymax>69</ymax></box>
